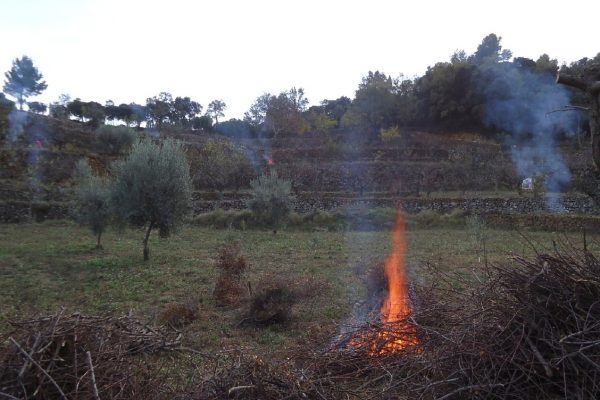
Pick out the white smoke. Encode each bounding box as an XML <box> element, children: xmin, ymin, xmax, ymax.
<box><xmin>482</xmin><ymin>64</ymin><xmax>578</xmax><ymax>212</ymax></box>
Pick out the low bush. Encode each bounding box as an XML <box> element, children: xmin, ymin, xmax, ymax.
<box><xmin>298</xmin><ymin>209</ymin><xmax>346</xmax><ymax>231</ymax></box>
<box><xmin>247</xmin><ymin>171</ymin><xmax>295</xmax><ymax>234</ymax></box>
<box><xmin>193</xmin><ymin>207</ymin><xmax>469</xmax><ymax>231</ymax></box>
<box><xmin>247</xmin><ymin>282</ymin><xmax>295</xmax><ymax>325</ymax></box>
<box><xmin>95</xmin><ymin>125</ymin><xmax>137</xmax><ymax>154</ymax></box>
<box><xmin>192</xmin><ymin>209</ymin><xmax>253</xmax><ymax>229</ymax></box>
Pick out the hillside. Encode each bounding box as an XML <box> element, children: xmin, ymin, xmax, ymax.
<box><xmin>0</xmin><ymin>107</ymin><xmax>596</xmax><ymax>222</ymax></box>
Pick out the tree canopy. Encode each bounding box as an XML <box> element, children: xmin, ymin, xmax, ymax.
<box><xmin>3</xmin><ymin>56</ymin><xmax>47</xmax><ymax>110</ymax></box>
<box><xmin>111</xmin><ymin>138</ymin><xmax>192</xmax><ymax>260</ymax></box>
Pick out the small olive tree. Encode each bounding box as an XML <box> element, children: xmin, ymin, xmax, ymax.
<box><xmin>72</xmin><ymin>159</ymin><xmax>111</xmax><ymax>249</ymax></box>
<box><xmin>111</xmin><ymin>138</ymin><xmax>192</xmax><ymax>260</ymax></box>
<box><xmin>247</xmin><ymin>171</ymin><xmax>294</xmax><ymax>234</ymax></box>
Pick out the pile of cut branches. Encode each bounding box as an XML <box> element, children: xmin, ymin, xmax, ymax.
<box><xmin>0</xmin><ymin>310</ymin><xmax>182</xmax><ymax>399</ymax></box>
<box><xmin>193</xmin><ymin>245</ymin><xmax>600</xmax><ymax>399</ymax></box>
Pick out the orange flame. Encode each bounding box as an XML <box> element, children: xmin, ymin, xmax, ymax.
<box><xmin>349</xmin><ymin>210</ymin><xmax>419</xmax><ymax>355</ymax></box>
<box><xmin>381</xmin><ymin>211</ymin><xmax>410</xmax><ymax>323</ymax></box>
<box><xmin>267</xmin><ymin>158</ymin><xmax>274</xmax><ymax>166</ymax></box>
<box><xmin>373</xmin><ymin>211</ymin><xmax>419</xmax><ymax>354</ymax></box>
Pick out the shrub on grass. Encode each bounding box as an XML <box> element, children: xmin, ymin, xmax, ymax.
<box><xmin>72</xmin><ymin>159</ymin><xmax>111</xmax><ymax>249</ymax></box>
<box><xmin>247</xmin><ymin>171</ymin><xmax>295</xmax><ymax>234</ymax></box>
<box><xmin>248</xmin><ymin>283</ymin><xmax>295</xmax><ymax>325</ymax></box>
<box><xmin>192</xmin><ymin>209</ymin><xmax>253</xmax><ymax>229</ymax></box>
<box><xmin>303</xmin><ymin>209</ymin><xmax>346</xmax><ymax>231</ymax></box>
<box><xmin>440</xmin><ymin>208</ymin><xmax>466</xmax><ymax>226</ymax></box>
<box><xmin>467</xmin><ymin>214</ymin><xmax>488</xmax><ymax>264</ymax></box>
<box><xmin>286</xmin><ymin>211</ymin><xmax>304</xmax><ymax>227</ymax></box>
<box><xmin>411</xmin><ymin>209</ymin><xmax>442</xmax><ymax>227</ymax></box>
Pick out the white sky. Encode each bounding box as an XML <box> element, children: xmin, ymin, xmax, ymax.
<box><xmin>1</xmin><ymin>0</ymin><xmax>599</xmax><ymax>119</ymax></box>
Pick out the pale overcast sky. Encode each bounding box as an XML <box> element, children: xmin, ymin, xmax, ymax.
<box><xmin>1</xmin><ymin>0</ymin><xmax>599</xmax><ymax>119</ymax></box>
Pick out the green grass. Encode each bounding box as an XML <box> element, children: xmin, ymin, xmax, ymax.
<box><xmin>0</xmin><ymin>220</ymin><xmax>597</xmax><ymax>357</ymax></box>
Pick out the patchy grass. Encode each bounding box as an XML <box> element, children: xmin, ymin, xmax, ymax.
<box><xmin>0</xmin><ymin>221</ymin><xmax>596</xmax><ymax>361</ymax></box>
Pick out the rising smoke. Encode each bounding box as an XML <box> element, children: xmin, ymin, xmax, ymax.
<box><xmin>7</xmin><ymin>109</ymin><xmax>30</xmax><ymax>144</ymax></box>
<box><xmin>482</xmin><ymin>63</ymin><xmax>578</xmax><ymax>211</ymax></box>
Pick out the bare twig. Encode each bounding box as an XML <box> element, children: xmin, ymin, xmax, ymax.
<box><xmin>545</xmin><ymin>105</ymin><xmax>590</xmax><ymax>116</ymax></box>
<box><xmin>86</xmin><ymin>351</ymin><xmax>100</xmax><ymax>400</ymax></box>
<box><xmin>9</xmin><ymin>337</ymin><xmax>69</xmax><ymax>400</ymax></box>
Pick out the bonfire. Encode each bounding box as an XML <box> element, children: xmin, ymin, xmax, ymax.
<box><xmin>350</xmin><ymin>210</ymin><xmax>420</xmax><ymax>355</ymax></box>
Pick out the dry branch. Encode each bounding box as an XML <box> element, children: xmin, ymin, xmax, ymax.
<box><xmin>0</xmin><ymin>312</ymin><xmax>181</xmax><ymax>399</ymax></box>
<box><xmin>193</xmin><ymin>245</ymin><xmax>600</xmax><ymax>399</ymax></box>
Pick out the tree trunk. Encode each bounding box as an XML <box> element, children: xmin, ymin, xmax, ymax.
<box><xmin>590</xmin><ymin>95</ymin><xmax>600</xmax><ymax>169</ymax></box>
<box><xmin>556</xmin><ymin>71</ymin><xmax>600</xmax><ymax>169</ymax></box>
<box><xmin>96</xmin><ymin>231</ymin><xmax>103</xmax><ymax>250</ymax></box>
<box><xmin>143</xmin><ymin>221</ymin><xmax>154</xmax><ymax>261</ymax></box>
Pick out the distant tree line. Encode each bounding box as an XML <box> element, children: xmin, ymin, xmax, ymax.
<box><xmin>3</xmin><ymin>34</ymin><xmax>600</xmax><ymax>140</ymax></box>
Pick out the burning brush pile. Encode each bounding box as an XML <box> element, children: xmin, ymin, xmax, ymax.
<box><xmin>196</xmin><ymin>214</ymin><xmax>600</xmax><ymax>399</ymax></box>
<box><xmin>0</xmin><ymin>311</ymin><xmax>181</xmax><ymax>399</ymax></box>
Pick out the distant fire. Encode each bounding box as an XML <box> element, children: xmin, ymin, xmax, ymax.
<box><xmin>350</xmin><ymin>210</ymin><xmax>419</xmax><ymax>355</ymax></box>
<box><xmin>267</xmin><ymin>157</ymin><xmax>274</xmax><ymax>166</ymax></box>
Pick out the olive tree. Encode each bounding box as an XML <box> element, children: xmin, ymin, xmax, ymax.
<box><xmin>111</xmin><ymin>138</ymin><xmax>192</xmax><ymax>260</ymax></box>
<box><xmin>247</xmin><ymin>171</ymin><xmax>294</xmax><ymax>234</ymax></box>
<box><xmin>72</xmin><ymin>159</ymin><xmax>111</xmax><ymax>249</ymax></box>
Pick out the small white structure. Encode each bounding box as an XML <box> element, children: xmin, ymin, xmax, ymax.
<box><xmin>521</xmin><ymin>177</ymin><xmax>533</xmax><ymax>191</ymax></box>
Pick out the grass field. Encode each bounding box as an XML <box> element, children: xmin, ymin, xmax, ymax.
<box><xmin>1</xmin><ymin>220</ymin><xmax>596</xmax><ymax>357</ymax></box>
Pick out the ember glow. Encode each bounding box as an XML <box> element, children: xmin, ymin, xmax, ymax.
<box><xmin>350</xmin><ymin>210</ymin><xmax>419</xmax><ymax>355</ymax></box>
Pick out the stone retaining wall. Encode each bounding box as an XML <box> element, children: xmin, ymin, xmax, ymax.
<box><xmin>192</xmin><ymin>194</ymin><xmax>599</xmax><ymax>216</ymax></box>
<box><xmin>2</xmin><ymin>195</ymin><xmax>597</xmax><ymax>223</ymax></box>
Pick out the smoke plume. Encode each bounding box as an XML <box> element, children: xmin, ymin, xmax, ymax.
<box><xmin>7</xmin><ymin>110</ymin><xmax>30</xmax><ymax>143</ymax></box>
<box><xmin>482</xmin><ymin>63</ymin><xmax>577</xmax><ymax>211</ymax></box>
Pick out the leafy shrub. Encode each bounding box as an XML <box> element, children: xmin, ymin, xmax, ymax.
<box><xmin>192</xmin><ymin>209</ymin><xmax>253</xmax><ymax>229</ymax></box>
<box><xmin>286</xmin><ymin>211</ymin><xmax>304</xmax><ymax>227</ymax></box>
<box><xmin>365</xmin><ymin>208</ymin><xmax>398</xmax><ymax>229</ymax></box>
<box><xmin>188</xmin><ymin>138</ymin><xmax>254</xmax><ymax>191</ymax></box>
<box><xmin>95</xmin><ymin>125</ymin><xmax>137</xmax><ymax>154</ymax></box>
<box><xmin>302</xmin><ymin>209</ymin><xmax>346</xmax><ymax>231</ymax></box>
<box><xmin>71</xmin><ymin>159</ymin><xmax>111</xmax><ymax>249</ymax></box>
<box><xmin>410</xmin><ymin>209</ymin><xmax>442</xmax><ymax>227</ymax></box>
<box><xmin>247</xmin><ymin>171</ymin><xmax>295</xmax><ymax>234</ymax></box>
<box><xmin>379</xmin><ymin>125</ymin><xmax>401</xmax><ymax>142</ymax></box>
<box><xmin>440</xmin><ymin>208</ymin><xmax>466</xmax><ymax>226</ymax></box>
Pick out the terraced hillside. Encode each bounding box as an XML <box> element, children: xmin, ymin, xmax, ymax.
<box><xmin>0</xmin><ymin>106</ymin><xmax>596</xmax><ymax>222</ymax></box>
